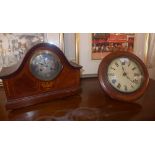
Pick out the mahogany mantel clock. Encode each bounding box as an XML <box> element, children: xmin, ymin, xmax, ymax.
<box><xmin>0</xmin><ymin>43</ymin><xmax>82</xmax><ymax>110</ymax></box>
<box><xmin>98</xmin><ymin>51</ymin><xmax>149</xmax><ymax>102</ymax></box>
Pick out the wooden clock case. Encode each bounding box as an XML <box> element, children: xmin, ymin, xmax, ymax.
<box><xmin>98</xmin><ymin>51</ymin><xmax>149</xmax><ymax>102</ymax></box>
<box><xmin>0</xmin><ymin>43</ymin><xmax>82</xmax><ymax>110</ymax></box>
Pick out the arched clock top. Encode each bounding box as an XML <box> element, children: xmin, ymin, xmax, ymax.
<box><xmin>0</xmin><ymin>43</ymin><xmax>82</xmax><ymax>110</ymax></box>
<box><xmin>0</xmin><ymin>43</ymin><xmax>81</xmax><ymax>79</ymax></box>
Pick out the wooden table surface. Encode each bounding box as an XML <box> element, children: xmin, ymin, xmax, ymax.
<box><xmin>0</xmin><ymin>77</ymin><xmax>155</xmax><ymax>121</ymax></box>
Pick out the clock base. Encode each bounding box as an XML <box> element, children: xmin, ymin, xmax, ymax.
<box><xmin>0</xmin><ymin>43</ymin><xmax>82</xmax><ymax>110</ymax></box>
<box><xmin>6</xmin><ymin>86</ymin><xmax>81</xmax><ymax>110</ymax></box>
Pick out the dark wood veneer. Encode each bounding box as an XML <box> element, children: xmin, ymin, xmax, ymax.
<box><xmin>0</xmin><ymin>78</ymin><xmax>155</xmax><ymax>121</ymax></box>
<box><xmin>98</xmin><ymin>52</ymin><xmax>149</xmax><ymax>102</ymax></box>
<box><xmin>0</xmin><ymin>43</ymin><xmax>82</xmax><ymax>110</ymax></box>
<box><xmin>0</xmin><ymin>45</ymin><xmax>153</xmax><ymax>121</ymax></box>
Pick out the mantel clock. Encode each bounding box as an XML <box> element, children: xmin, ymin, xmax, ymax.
<box><xmin>0</xmin><ymin>43</ymin><xmax>82</xmax><ymax>110</ymax></box>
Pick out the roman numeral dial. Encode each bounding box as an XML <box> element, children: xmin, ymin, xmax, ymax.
<box><xmin>107</xmin><ymin>57</ymin><xmax>144</xmax><ymax>93</ymax></box>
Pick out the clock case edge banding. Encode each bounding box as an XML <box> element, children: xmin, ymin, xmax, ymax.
<box><xmin>0</xmin><ymin>43</ymin><xmax>82</xmax><ymax>110</ymax></box>
<box><xmin>98</xmin><ymin>51</ymin><xmax>149</xmax><ymax>102</ymax></box>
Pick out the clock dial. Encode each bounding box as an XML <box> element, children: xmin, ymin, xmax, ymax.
<box><xmin>30</xmin><ymin>50</ymin><xmax>63</xmax><ymax>81</ymax></box>
<box><xmin>107</xmin><ymin>57</ymin><xmax>144</xmax><ymax>93</ymax></box>
<box><xmin>98</xmin><ymin>51</ymin><xmax>149</xmax><ymax>101</ymax></box>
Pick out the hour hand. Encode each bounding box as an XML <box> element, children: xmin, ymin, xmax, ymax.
<box><xmin>122</xmin><ymin>66</ymin><xmax>125</xmax><ymax>72</ymax></box>
<box><xmin>126</xmin><ymin>75</ymin><xmax>133</xmax><ymax>83</ymax></box>
<box><xmin>120</xmin><ymin>61</ymin><xmax>125</xmax><ymax>72</ymax></box>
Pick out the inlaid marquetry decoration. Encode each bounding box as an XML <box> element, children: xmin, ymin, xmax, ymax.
<box><xmin>0</xmin><ymin>43</ymin><xmax>82</xmax><ymax>110</ymax></box>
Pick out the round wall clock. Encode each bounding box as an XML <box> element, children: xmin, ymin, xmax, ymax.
<box><xmin>0</xmin><ymin>43</ymin><xmax>82</xmax><ymax>110</ymax></box>
<box><xmin>98</xmin><ymin>52</ymin><xmax>149</xmax><ymax>102</ymax></box>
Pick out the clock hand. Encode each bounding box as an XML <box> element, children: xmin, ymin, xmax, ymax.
<box><xmin>122</xmin><ymin>66</ymin><xmax>125</xmax><ymax>72</ymax></box>
<box><xmin>121</xmin><ymin>67</ymin><xmax>136</xmax><ymax>84</ymax></box>
<box><xmin>119</xmin><ymin>60</ymin><xmax>126</xmax><ymax>73</ymax></box>
<box><xmin>121</xmin><ymin>65</ymin><xmax>131</xmax><ymax>80</ymax></box>
<box><xmin>126</xmin><ymin>75</ymin><xmax>133</xmax><ymax>82</ymax></box>
<box><xmin>121</xmin><ymin>66</ymin><xmax>128</xmax><ymax>77</ymax></box>
<box><xmin>126</xmin><ymin>75</ymin><xmax>137</xmax><ymax>84</ymax></box>
<box><xmin>120</xmin><ymin>60</ymin><xmax>137</xmax><ymax>84</ymax></box>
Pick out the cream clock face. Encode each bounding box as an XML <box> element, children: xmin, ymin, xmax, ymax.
<box><xmin>107</xmin><ymin>57</ymin><xmax>144</xmax><ymax>93</ymax></box>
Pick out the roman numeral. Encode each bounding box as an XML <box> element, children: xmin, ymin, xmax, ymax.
<box><xmin>108</xmin><ymin>73</ymin><xmax>115</xmax><ymax>76</ymax></box>
<box><xmin>133</xmin><ymin>79</ymin><xmax>138</xmax><ymax>84</ymax></box>
<box><xmin>134</xmin><ymin>73</ymin><xmax>140</xmax><ymax>76</ymax></box>
<box><xmin>124</xmin><ymin>85</ymin><xmax>128</xmax><ymax>91</ymax></box>
<box><xmin>111</xmin><ymin>67</ymin><xmax>116</xmax><ymax>70</ymax></box>
<box><xmin>132</xmin><ymin>67</ymin><xmax>136</xmax><ymax>70</ymax></box>
<box><xmin>115</xmin><ymin>62</ymin><xmax>119</xmax><ymax>67</ymax></box>
<box><xmin>117</xmin><ymin>83</ymin><xmax>121</xmax><ymax>89</ymax></box>
<box><xmin>122</xmin><ymin>61</ymin><xmax>125</xmax><ymax>65</ymax></box>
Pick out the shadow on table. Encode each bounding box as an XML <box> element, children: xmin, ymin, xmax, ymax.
<box><xmin>36</xmin><ymin>100</ymin><xmax>142</xmax><ymax>121</ymax></box>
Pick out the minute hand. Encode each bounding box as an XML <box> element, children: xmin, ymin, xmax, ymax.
<box><xmin>120</xmin><ymin>61</ymin><xmax>125</xmax><ymax>72</ymax></box>
<box><xmin>126</xmin><ymin>75</ymin><xmax>136</xmax><ymax>84</ymax></box>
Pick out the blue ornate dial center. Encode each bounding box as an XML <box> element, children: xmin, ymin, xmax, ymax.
<box><xmin>30</xmin><ymin>50</ymin><xmax>63</xmax><ymax>81</ymax></box>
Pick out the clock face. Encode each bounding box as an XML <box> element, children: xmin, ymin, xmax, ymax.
<box><xmin>30</xmin><ymin>50</ymin><xmax>63</xmax><ymax>81</ymax></box>
<box><xmin>107</xmin><ymin>57</ymin><xmax>144</xmax><ymax>93</ymax></box>
<box><xmin>98</xmin><ymin>52</ymin><xmax>149</xmax><ymax>102</ymax></box>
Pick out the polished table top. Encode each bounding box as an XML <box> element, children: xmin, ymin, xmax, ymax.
<box><xmin>0</xmin><ymin>77</ymin><xmax>155</xmax><ymax>121</ymax></box>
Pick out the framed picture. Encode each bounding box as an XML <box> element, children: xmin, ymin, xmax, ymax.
<box><xmin>0</xmin><ymin>33</ymin><xmax>63</xmax><ymax>87</ymax></box>
<box><xmin>76</xmin><ymin>33</ymin><xmax>102</xmax><ymax>77</ymax></box>
<box><xmin>63</xmin><ymin>33</ymin><xmax>79</xmax><ymax>63</ymax></box>
<box><xmin>76</xmin><ymin>33</ymin><xmax>147</xmax><ymax>77</ymax></box>
<box><xmin>92</xmin><ymin>33</ymin><xmax>135</xmax><ymax>60</ymax></box>
<box><xmin>46</xmin><ymin>33</ymin><xmax>64</xmax><ymax>51</ymax></box>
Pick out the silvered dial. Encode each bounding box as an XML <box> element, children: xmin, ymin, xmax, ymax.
<box><xmin>30</xmin><ymin>50</ymin><xmax>62</xmax><ymax>81</ymax></box>
<box><xmin>107</xmin><ymin>57</ymin><xmax>144</xmax><ymax>93</ymax></box>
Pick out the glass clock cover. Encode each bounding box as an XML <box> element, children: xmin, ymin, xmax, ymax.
<box><xmin>107</xmin><ymin>57</ymin><xmax>144</xmax><ymax>93</ymax></box>
<box><xmin>30</xmin><ymin>50</ymin><xmax>63</xmax><ymax>81</ymax></box>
